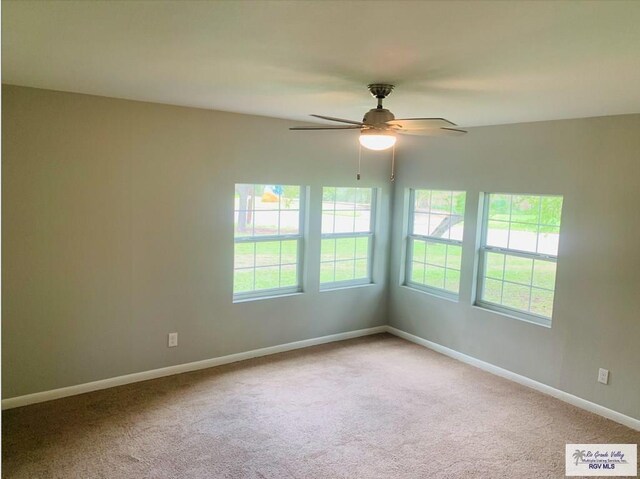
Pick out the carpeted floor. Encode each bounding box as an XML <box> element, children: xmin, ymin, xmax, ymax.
<box><xmin>2</xmin><ymin>334</ymin><xmax>639</xmax><ymax>478</ymax></box>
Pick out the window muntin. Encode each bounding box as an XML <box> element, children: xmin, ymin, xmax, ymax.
<box><xmin>320</xmin><ymin>187</ymin><xmax>375</xmax><ymax>288</ymax></box>
<box><xmin>477</xmin><ymin>193</ymin><xmax>563</xmax><ymax>324</ymax></box>
<box><xmin>405</xmin><ymin>189</ymin><xmax>466</xmax><ymax>298</ymax></box>
<box><xmin>233</xmin><ymin>184</ymin><xmax>304</xmax><ymax>300</ymax></box>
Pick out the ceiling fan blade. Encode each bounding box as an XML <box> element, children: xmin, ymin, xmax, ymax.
<box><xmin>310</xmin><ymin>114</ymin><xmax>363</xmax><ymax>126</ymax></box>
<box><xmin>397</xmin><ymin>127</ymin><xmax>467</xmax><ymax>136</ymax></box>
<box><xmin>387</xmin><ymin>118</ymin><xmax>457</xmax><ymax>129</ymax></box>
<box><xmin>289</xmin><ymin>125</ymin><xmax>361</xmax><ymax>131</ymax></box>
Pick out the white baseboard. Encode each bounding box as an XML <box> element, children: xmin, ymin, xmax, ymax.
<box><xmin>5</xmin><ymin>324</ymin><xmax>638</xmax><ymax>432</ymax></box>
<box><xmin>385</xmin><ymin>326</ymin><xmax>640</xmax><ymax>431</ymax></box>
<box><xmin>1</xmin><ymin>325</ymin><xmax>387</xmax><ymax>410</ymax></box>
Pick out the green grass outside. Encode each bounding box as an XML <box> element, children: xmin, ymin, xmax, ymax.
<box><xmin>234</xmin><ymin>237</ymin><xmax>370</xmax><ymax>293</ymax></box>
<box><xmin>409</xmin><ymin>240</ymin><xmax>462</xmax><ymax>293</ymax></box>
<box><xmin>235</xmin><ymin>236</ymin><xmax>557</xmax><ymax>317</ymax></box>
<box><xmin>409</xmin><ymin>239</ymin><xmax>557</xmax><ymax>316</ymax></box>
<box><xmin>320</xmin><ymin>237</ymin><xmax>369</xmax><ymax>284</ymax></box>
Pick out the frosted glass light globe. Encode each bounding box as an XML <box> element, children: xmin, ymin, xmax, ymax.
<box><xmin>358</xmin><ymin>132</ymin><xmax>397</xmax><ymax>151</ymax></box>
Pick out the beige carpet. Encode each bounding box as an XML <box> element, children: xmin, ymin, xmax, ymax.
<box><xmin>2</xmin><ymin>334</ymin><xmax>638</xmax><ymax>478</ymax></box>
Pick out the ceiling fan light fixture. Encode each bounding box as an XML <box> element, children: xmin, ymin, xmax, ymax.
<box><xmin>358</xmin><ymin>130</ymin><xmax>396</xmax><ymax>151</ymax></box>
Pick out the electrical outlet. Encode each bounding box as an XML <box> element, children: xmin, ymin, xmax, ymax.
<box><xmin>598</xmin><ymin>368</ymin><xmax>609</xmax><ymax>385</ymax></box>
<box><xmin>168</xmin><ymin>332</ymin><xmax>178</xmax><ymax>348</ymax></box>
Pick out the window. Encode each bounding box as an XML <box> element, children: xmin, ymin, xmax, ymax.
<box><xmin>405</xmin><ymin>189</ymin><xmax>466</xmax><ymax>298</ymax></box>
<box><xmin>233</xmin><ymin>184</ymin><xmax>304</xmax><ymax>301</ymax></box>
<box><xmin>320</xmin><ymin>187</ymin><xmax>376</xmax><ymax>288</ymax></box>
<box><xmin>476</xmin><ymin>193</ymin><xmax>563</xmax><ymax>325</ymax></box>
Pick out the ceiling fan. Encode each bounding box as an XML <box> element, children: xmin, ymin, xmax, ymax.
<box><xmin>290</xmin><ymin>83</ymin><xmax>467</xmax><ymax>151</ymax></box>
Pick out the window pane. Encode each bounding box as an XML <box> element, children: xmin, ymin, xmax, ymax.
<box><xmin>356</xmin><ymin>187</ymin><xmax>372</xmax><ymax>205</ymax></box>
<box><xmin>485</xmin><ymin>252</ymin><xmax>505</xmax><ymax>280</ymax></box>
<box><xmin>335</xmin><ymin>237</ymin><xmax>356</xmax><ymax>261</ymax></box>
<box><xmin>280</xmin><ymin>186</ymin><xmax>301</xmax><ymax>210</ymax></box>
<box><xmin>511</xmin><ymin>195</ymin><xmax>540</xmax><ymax>224</ymax></box>
<box><xmin>320</xmin><ymin>262</ymin><xmax>335</xmax><ymax>284</ymax></box>
<box><xmin>322</xmin><ymin>187</ymin><xmax>336</xmax><ymax>203</ymax></box>
<box><xmin>334</xmin><ymin>211</ymin><xmax>357</xmax><ymax>234</ymax></box>
<box><xmin>451</xmin><ymin>191</ymin><xmax>466</xmax><ymax>216</ymax></box>
<box><xmin>335</xmin><ymin>260</ymin><xmax>355</xmax><ymax>282</ymax></box>
<box><xmin>320</xmin><ymin>236</ymin><xmax>370</xmax><ymax>286</ymax></box>
<box><xmin>234</xmin><ymin>184</ymin><xmax>301</xmax><ymax>238</ymax></box>
<box><xmin>251</xmin><ymin>211</ymin><xmax>279</xmax><ymax>236</ymax></box>
<box><xmin>254</xmin><ymin>266</ymin><xmax>280</xmax><ymax>290</ymax></box>
<box><xmin>410</xmin><ymin>262</ymin><xmax>426</xmax><ymax>284</ymax></box>
<box><xmin>425</xmin><ymin>265</ymin><xmax>446</xmax><ymax>290</ymax></box>
<box><xmin>234</xmin><ymin>210</ymin><xmax>253</xmax><ymax>237</ymax></box>
<box><xmin>530</xmin><ymin>288</ymin><xmax>554</xmax><ymax>317</ymax></box>
<box><xmin>321</xmin><ymin>238</ymin><xmax>336</xmax><ymax>262</ymax></box>
<box><xmin>354</xmin><ymin>210</ymin><xmax>372</xmax><ymax>232</ymax></box>
<box><xmin>414</xmin><ymin>190</ymin><xmax>431</xmax><ymax>208</ymax></box>
<box><xmin>279</xmin><ymin>265</ymin><xmax>298</xmax><ymax>288</ymax></box>
<box><xmin>532</xmin><ymin>259</ymin><xmax>556</xmax><ymax>290</ymax></box>
<box><xmin>278</xmin><ymin>210</ymin><xmax>300</xmax><ymax>235</ymax></box>
<box><xmin>425</xmin><ymin>241</ymin><xmax>446</xmax><ymax>267</ymax></box>
<box><xmin>430</xmin><ymin>190</ymin><xmax>452</xmax><ymax>215</ymax></box>
<box><xmin>507</xmin><ymin>223</ymin><xmax>538</xmax><ymax>253</ymax></box>
<box><xmin>537</xmin><ymin>226</ymin><xmax>560</xmax><ymax>255</ymax></box>
<box><xmin>486</xmin><ymin>220</ymin><xmax>509</xmax><ymax>248</ymax></box>
<box><xmin>485</xmin><ymin>193</ymin><xmax>562</xmax><ymax>256</ymax></box>
<box><xmin>482</xmin><ymin>278</ymin><xmax>503</xmax><ymax>304</ymax></box>
<box><xmin>445</xmin><ymin>269</ymin><xmax>460</xmax><ymax>293</ymax></box>
<box><xmin>355</xmin><ymin>237</ymin><xmax>369</xmax><ymax>258</ymax></box>
<box><xmin>255</xmin><ymin>241</ymin><xmax>280</xmax><ymax>267</ymax></box>
<box><xmin>321</xmin><ymin>214</ymin><xmax>334</xmax><ymax>234</ymax></box>
<box><xmin>502</xmin><ymin>282</ymin><xmax>531</xmax><ymax>311</ymax></box>
<box><xmin>488</xmin><ymin>194</ymin><xmax>511</xmax><ymax>221</ymax></box>
<box><xmin>449</xmin><ymin>223</ymin><xmax>465</xmax><ymax>241</ymax></box>
<box><xmin>233</xmin><ymin>269</ymin><xmax>254</xmax><ymax>293</ymax></box>
<box><xmin>540</xmin><ymin>196</ymin><xmax>563</xmax><ymax>226</ymax></box>
<box><xmin>234</xmin><ymin>243</ymin><xmax>255</xmax><ymax>269</ymax></box>
<box><xmin>427</xmin><ymin>212</ymin><xmax>449</xmax><ymax>238</ymax></box>
<box><xmin>446</xmin><ymin>245</ymin><xmax>462</xmax><ymax>270</ymax></box>
<box><xmin>412</xmin><ymin>212</ymin><xmax>430</xmax><ymax>236</ymax></box>
<box><xmin>412</xmin><ymin>238</ymin><xmax>426</xmax><ymax>260</ymax></box>
<box><xmin>503</xmin><ymin>256</ymin><xmax>533</xmax><ymax>286</ymax></box>
<box><xmin>412</xmin><ymin>189</ymin><xmax>465</xmax><ymax>240</ymax></box>
<box><xmin>280</xmin><ymin>240</ymin><xmax>298</xmax><ymax>265</ymax></box>
<box><xmin>354</xmin><ymin>259</ymin><xmax>368</xmax><ymax>279</ymax></box>
<box><xmin>335</xmin><ymin>187</ymin><xmax>356</xmax><ymax>206</ymax></box>
<box><xmin>322</xmin><ymin>187</ymin><xmax>373</xmax><ymax>235</ymax></box>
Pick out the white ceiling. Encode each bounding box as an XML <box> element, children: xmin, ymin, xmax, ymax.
<box><xmin>3</xmin><ymin>0</ymin><xmax>640</xmax><ymax>127</ymax></box>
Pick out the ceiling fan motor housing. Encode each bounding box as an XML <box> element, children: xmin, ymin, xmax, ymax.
<box><xmin>363</xmin><ymin>108</ymin><xmax>395</xmax><ymax>127</ymax></box>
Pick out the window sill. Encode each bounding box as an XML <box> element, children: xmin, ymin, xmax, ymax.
<box><xmin>233</xmin><ymin>291</ymin><xmax>303</xmax><ymax>304</ymax></box>
<box><xmin>472</xmin><ymin>303</ymin><xmax>552</xmax><ymax>328</ymax></box>
<box><xmin>400</xmin><ymin>284</ymin><xmax>459</xmax><ymax>303</ymax></box>
<box><xmin>320</xmin><ymin>281</ymin><xmax>375</xmax><ymax>293</ymax></box>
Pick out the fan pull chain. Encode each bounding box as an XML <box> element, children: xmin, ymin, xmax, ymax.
<box><xmin>390</xmin><ymin>143</ymin><xmax>396</xmax><ymax>182</ymax></box>
<box><xmin>357</xmin><ymin>143</ymin><xmax>362</xmax><ymax>181</ymax></box>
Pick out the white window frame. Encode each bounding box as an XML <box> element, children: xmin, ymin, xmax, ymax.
<box><xmin>233</xmin><ymin>185</ymin><xmax>305</xmax><ymax>302</ymax></box>
<box><xmin>475</xmin><ymin>193</ymin><xmax>561</xmax><ymax>327</ymax></box>
<box><xmin>320</xmin><ymin>187</ymin><xmax>377</xmax><ymax>290</ymax></box>
<box><xmin>404</xmin><ymin>189</ymin><xmax>465</xmax><ymax>300</ymax></box>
